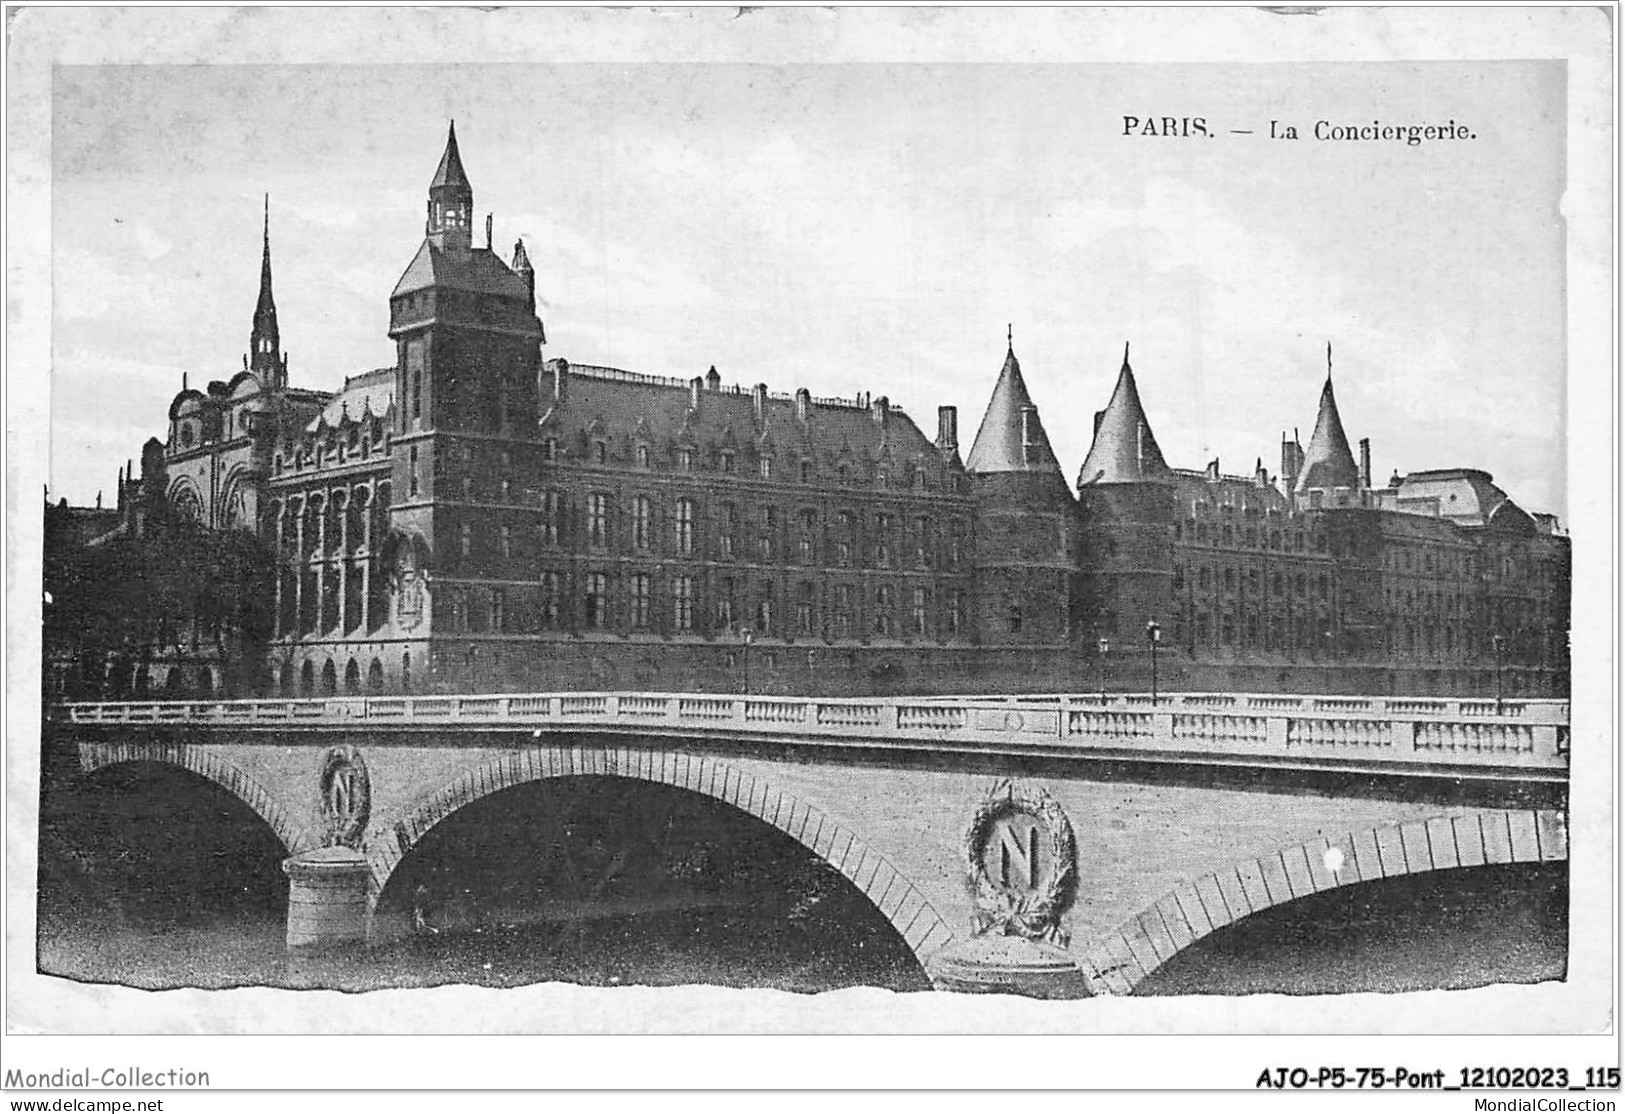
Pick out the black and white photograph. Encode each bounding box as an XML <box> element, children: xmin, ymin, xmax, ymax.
<box><xmin>4</xmin><ymin>4</ymin><xmax>1616</xmax><ymax>1102</ymax></box>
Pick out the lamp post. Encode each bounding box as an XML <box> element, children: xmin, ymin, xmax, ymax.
<box><xmin>1097</xmin><ymin>637</ymin><xmax>1110</xmax><ymax>704</ymax></box>
<box><xmin>740</xmin><ymin>626</ymin><xmax>754</xmax><ymax>696</ymax></box>
<box><xmin>1145</xmin><ymin>620</ymin><xmax>1161</xmax><ymax>705</ymax></box>
<box><xmin>1491</xmin><ymin>633</ymin><xmax>1506</xmax><ymax>713</ymax></box>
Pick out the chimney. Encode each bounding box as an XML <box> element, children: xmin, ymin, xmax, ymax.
<box><xmin>753</xmin><ymin>383</ymin><xmax>768</xmax><ymax>424</ymax></box>
<box><xmin>705</xmin><ymin>366</ymin><xmax>721</xmax><ymax>392</ymax></box>
<box><xmin>795</xmin><ymin>387</ymin><xmax>811</xmax><ymax>423</ymax></box>
<box><xmin>936</xmin><ymin>405</ymin><xmax>958</xmax><ymax>450</ymax></box>
<box><xmin>1280</xmin><ymin>430</ymin><xmax>1301</xmax><ymax>490</ymax></box>
<box><xmin>872</xmin><ymin>395</ymin><xmax>890</xmax><ymax>427</ymax></box>
<box><xmin>690</xmin><ymin>376</ymin><xmax>704</xmax><ymax>410</ymax></box>
<box><xmin>485</xmin><ymin>213</ymin><xmax>493</xmax><ymax>250</ymax></box>
<box><xmin>96</xmin><ymin>489</ymin><xmax>103</xmax><ymax>510</ymax></box>
<box><xmin>1254</xmin><ymin>457</ymin><xmax>1270</xmax><ymax>487</ymax></box>
<box><xmin>551</xmin><ymin>358</ymin><xmax>569</xmax><ymax>403</ymax></box>
<box><xmin>1358</xmin><ymin>437</ymin><xmax>1372</xmax><ymax>488</ymax></box>
<box><xmin>1205</xmin><ymin>458</ymin><xmax>1220</xmax><ymax>481</ymax></box>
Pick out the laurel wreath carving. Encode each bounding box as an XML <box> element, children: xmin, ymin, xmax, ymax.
<box><xmin>962</xmin><ymin>779</ymin><xmax>1078</xmax><ymax>945</ymax></box>
<box><xmin>319</xmin><ymin>745</ymin><xmax>371</xmax><ymax>849</ymax></box>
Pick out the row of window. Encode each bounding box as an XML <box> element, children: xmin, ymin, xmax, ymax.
<box><xmin>439</xmin><ymin>575</ymin><xmax>969</xmax><ymax>640</ymax></box>
<box><xmin>443</xmin><ymin>496</ymin><xmax>967</xmax><ymax>570</ymax></box>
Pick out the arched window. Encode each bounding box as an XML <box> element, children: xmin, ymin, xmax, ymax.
<box><xmin>300</xmin><ymin>660</ymin><xmax>315</xmax><ymax>695</ymax></box>
<box><xmin>402</xmin><ymin>651</ymin><xmax>412</xmax><ymax>693</ymax></box>
<box><xmin>321</xmin><ymin>660</ymin><xmax>337</xmax><ymax>695</ymax></box>
<box><xmin>345</xmin><ymin>658</ymin><xmax>361</xmax><ymax>693</ymax></box>
<box><xmin>367</xmin><ymin>658</ymin><xmax>384</xmax><ymax>693</ymax></box>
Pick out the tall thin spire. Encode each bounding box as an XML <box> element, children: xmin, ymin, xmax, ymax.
<box><xmin>426</xmin><ymin>120</ymin><xmax>474</xmax><ymax>251</ymax></box>
<box><xmin>248</xmin><ymin>194</ymin><xmax>281</xmax><ymax>381</ymax></box>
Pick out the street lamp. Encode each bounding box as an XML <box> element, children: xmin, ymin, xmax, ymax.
<box><xmin>1145</xmin><ymin>620</ymin><xmax>1161</xmax><ymax>705</ymax></box>
<box><xmin>1491</xmin><ymin>633</ymin><xmax>1506</xmax><ymax>713</ymax></box>
<box><xmin>1097</xmin><ymin>637</ymin><xmax>1110</xmax><ymax>703</ymax></box>
<box><xmin>740</xmin><ymin>626</ymin><xmax>754</xmax><ymax>696</ymax></box>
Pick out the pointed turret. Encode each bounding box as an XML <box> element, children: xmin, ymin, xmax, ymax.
<box><xmin>1076</xmin><ymin>344</ymin><xmax>1172</xmax><ymax>487</ymax></box>
<box><xmin>248</xmin><ymin>195</ymin><xmax>282</xmax><ymax>383</ymax></box>
<box><xmin>512</xmin><ymin>237</ymin><xmax>535</xmax><ymax>306</ymax></box>
<box><xmin>425</xmin><ymin>121</ymin><xmax>474</xmax><ymax>251</ymax></box>
<box><xmin>965</xmin><ymin>332</ymin><xmax>1062</xmax><ymax>474</ymax></box>
<box><xmin>1295</xmin><ymin>354</ymin><xmax>1359</xmax><ymax>491</ymax></box>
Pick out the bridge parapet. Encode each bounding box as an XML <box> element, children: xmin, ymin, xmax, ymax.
<box><xmin>56</xmin><ymin>690</ymin><xmax>1569</xmax><ymax>781</ymax></box>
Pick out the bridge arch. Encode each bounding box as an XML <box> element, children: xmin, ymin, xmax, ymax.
<box><xmin>1079</xmin><ymin>807</ymin><xmax>1568</xmax><ymax>996</ymax></box>
<box><xmin>369</xmin><ymin>743</ymin><xmax>955</xmax><ymax>965</ymax></box>
<box><xmin>77</xmin><ymin>739</ymin><xmax>317</xmax><ymax>857</ymax></box>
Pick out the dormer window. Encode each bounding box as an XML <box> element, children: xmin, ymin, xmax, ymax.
<box><xmin>800</xmin><ymin>459</ymin><xmax>812</xmax><ymax>483</ymax></box>
<box><xmin>720</xmin><ymin>450</ymin><xmax>735</xmax><ymax>474</ymax></box>
<box><xmin>593</xmin><ymin>440</ymin><xmax>608</xmax><ymax>465</ymax></box>
<box><xmin>635</xmin><ymin>444</ymin><xmax>650</xmax><ymax>469</ymax></box>
<box><xmin>679</xmin><ymin>448</ymin><xmax>694</xmax><ymax>471</ymax></box>
<box><xmin>759</xmin><ymin>457</ymin><xmax>772</xmax><ymax>480</ymax></box>
<box><xmin>542</xmin><ymin>438</ymin><xmax>557</xmax><ymax>462</ymax></box>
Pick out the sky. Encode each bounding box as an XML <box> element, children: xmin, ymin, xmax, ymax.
<box><xmin>49</xmin><ymin>60</ymin><xmax>1567</xmax><ymax>515</ymax></box>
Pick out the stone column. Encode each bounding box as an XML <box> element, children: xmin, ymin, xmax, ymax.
<box><xmin>335</xmin><ymin>489</ymin><xmax>350</xmax><ymax>635</ymax></box>
<box><xmin>282</xmin><ymin>846</ymin><xmax>370</xmax><ymax>949</ymax></box>
<box><xmin>273</xmin><ymin>502</ymin><xmax>286</xmax><ymax>637</ymax></box>
<box><xmin>293</xmin><ymin>499</ymin><xmax>306</xmax><ymax>635</ymax></box>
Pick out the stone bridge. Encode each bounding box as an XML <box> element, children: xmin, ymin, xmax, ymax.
<box><xmin>50</xmin><ymin>690</ymin><xmax>1569</xmax><ymax>996</ymax></box>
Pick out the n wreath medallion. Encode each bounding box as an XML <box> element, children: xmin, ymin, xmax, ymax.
<box><xmin>964</xmin><ymin>779</ymin><xmax>1078</xmax><ymax>944</ymax></box>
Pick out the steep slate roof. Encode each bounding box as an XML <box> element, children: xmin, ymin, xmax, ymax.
<box><xmin>1295</xmin><ymin>375</ymin><xmax>1360</xmax><ymax>491</ymax></box>
<box><xmin>391</xmin><ymin>242</ymin><xmax>533</xmax><ymax>301</ymax></box>
<box><xmin>541</xmin><ymin>364</ymin><xmax>949</xmax><ymax>482</ymax></box>
<box><xmin>1075</xmin><ymin>348</ymin><xmax>1172</xmax><ymax>486</ymax></box>
<box><xmin>1395</xmin><ymin>468</ymin><xmax>1532</xmax><ymax>530</ymax></box>
<box><xmin>307</xmin><ymin>367</ymin><xmax>396</xmax><ymax>431</ymax></box>
<box><xmin>964</xmin><ymin>344</ymin><xmax>1062</xmax><ymax>475</ymax></box>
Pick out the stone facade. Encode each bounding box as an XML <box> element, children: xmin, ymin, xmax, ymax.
<box><xmin>91</xmin><ymin>126</ymin><xmax>1570</xmax><ymax>700</ymax></box>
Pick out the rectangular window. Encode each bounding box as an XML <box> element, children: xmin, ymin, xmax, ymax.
<box><xmin>409</xmin><ymin>446</ymin><xmax>420</xmax><ymax>497</ymax></box>
<box><xmin>799</xmin><ymin>510</ymin><xmax>817</xmax><ymax>564</ymax></box>
<box><xmin>542</xmin><ymin>490</ymin><xmax>561</xmax><ymax>546</ymax></box>
<box><xmin>914</xmin><ymin>516</ymin><xmax>931</xmax><ymax>568</ymax></box>
<box><xmin>721</xmin><ymin>503</ymin><xmax>737</xmax><ymax>560</ymax></box>
<box><xmin>460</xmin><ymin>522</ymin><xmax>472</xmax><ymax>557</ymax></box>
<box><xmin>588</xmin><ymin>493</ymin><xmax>609</xmax><ymax>548</ymax></box>
<box><xmin>949</xmin><ymin>591</ymin><xmax>964</xmax><ymax>635</ymax></box>
<box><xmin>716</xmin><ymin>578</ymin><xmax>736</xmax><ymax>629</ymax></box>
<box><xmin>759</xmin><ymin>457</ymin><xmax>772</xmax><ymax>480</ymax></box>
<box><xmin>874</xmin><ymin>586</ymin><xmax>893</xmax><ymax>636</ymax></box>
<box><xmin>673</xmin><ymin>575</ymin><xmax>694</xmax><ymax>631</ymax></box>
<box><xmin>797</xmin><ymin>582</ymin><xmax>815</xmax><ymax>636</ymax></box>
<box><xmin>633</xmin><ymin>496</ymin><xmax>652</xmax><ymax>551</ymax></box>
<box><xmin>756</xmin><ymin>583</ymin><xmax>773</xmax><ymax>635</ymax></box>
<box><xmin>490</xmin><ymin>589</ymin><xmax>505</xmax><ymax>632</ymax></box>
<box><xmin>500</xmin><ymin>525</ymin><xmax>513</xmax><ymax>558</ymax></box>
<box><xmin>585</xmin><ymin>572</ymin><xmax>607</xmax><ymax>628</ymax></box>
<box><xmin>875</xmin><ymin>513</ymin><xmax>892</xmax><ymax>568</ymax></box>
<box><xmin>834</xmin><ymin>585</ymin><xmax>853</xmax><ymax>639</ymax></box>
<box><xmin>911</xmin><ymin>587</ymin><xmax>928</xmax><ymax>635</ymax></box>
<box><xmin>541</xmin><ymin>571</ymin><xmax>560</xmax><ymax>628</ymax></box>
<box><xmin>675</xmin><ymin>498</ymin><xmax>695</xmax><ymax>555</ymax></box>
<box><xmin>631</xmin><ymin>573</ymin><xmax>651</xmax><ymax>629</ymax></box>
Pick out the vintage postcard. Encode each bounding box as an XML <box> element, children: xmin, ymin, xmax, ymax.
<box><xmin>4</xmin><ymin>4</ymin><xmax>1616</xmax><ymax>1099</ymax></box>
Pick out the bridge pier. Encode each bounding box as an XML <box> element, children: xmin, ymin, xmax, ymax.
<box><xmin>282</xmin><ymin>847</ymin><xmax>370</xmax><ymax>949</ymax></box>
<box><xmin>927</xmin><ymin>935</ymin><xmax>1093</xmax><ymax>998</ymax></box>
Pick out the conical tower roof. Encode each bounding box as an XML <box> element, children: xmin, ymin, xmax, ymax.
<box><xmin>1076</xmin><ymin>345</ymin><xmax>1172</xmax><ymax>486</ymax></box>
<box><xmin>964</xmin><ymin>337</ymin><xmax>1062</xmax><ymax>474</ymax></box>
<box><xmin>430</xmin><ymin>120</ymin><xmax>471</xmax><ymax>191</ymax></box>
<box><xmin>1295</xmin><ymin>369</ymin><xmax>1359</xmax><ymax>491</ymax></box>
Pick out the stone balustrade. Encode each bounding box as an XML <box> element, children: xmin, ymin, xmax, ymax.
<box><xmin>56</xmin><ymin>690</ymin><xmax>1570</xmax><ymax>779</ymax></box>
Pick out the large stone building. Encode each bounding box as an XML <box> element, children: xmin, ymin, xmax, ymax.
<box><xmin>94</xmin><ymin>125</ymin><xmax>1570</xmax><ymax>700</ymax></box>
